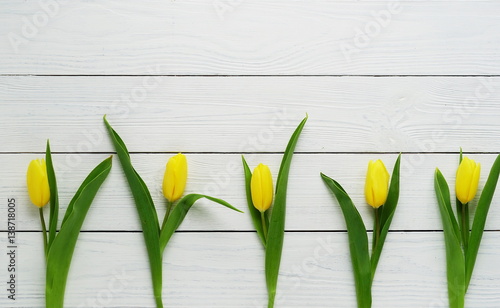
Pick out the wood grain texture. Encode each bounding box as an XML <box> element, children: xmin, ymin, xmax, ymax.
<box><xmin>1</xmin><ymin>76</ymin><xmax>500</xmax><ymax>153</ymax></box>
<box><xmin>1</xmin><ymin>1</ymin><xmax>500</xmax><ymax>75</ymax></box>
<box><xmin>2</xmin><ymin>0</ymin><xmax>500</xmax><ymax>306</ymax></box>
<box><xmin>1</xmin><ymin>232</ymin><xmax>499</xmax><ymax>307</ymax></box>
<box><xmin>4</xmin><ymin>153</ymin><xmax>500</xmax><ymax>232</ymax></box>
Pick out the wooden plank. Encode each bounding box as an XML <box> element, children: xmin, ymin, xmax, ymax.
<box><xmin>4</xmin><ymin>153</ymin><xmax>500</xmax><ymax>232</ymax></box>
<box><xmin>1</xmin><ymin>232</ymin><xmax>499</xmax><ymax>307</ymax></box>
<box><xmin>1</xmin><ymin>76</ymin><xmax>500</xmax><ymax>153</ymax></box>
<box><xmin>1</xmin><ymin>1</ymin><xmax>500</xmax><ymax>75</ymax></box>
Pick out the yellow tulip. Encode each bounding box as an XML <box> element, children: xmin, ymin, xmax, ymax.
<box><xmin>162</xmin><ymin>153</ymin><xmax>188</xmax><ymax>202</ymax></box>
<box><xmin>27</xmin><ymin>159</ymin><xmax>50</xmax><ymax>208</ymax></box>
<box><xmin>456</xmin><ymin>157</ymin><xmax>481</xmax><ymax>204</ymax></box>
<box><xmin>365</xmin><ymin>159</ymin><xmax>390</xmax><ymax>209</ymax></box>
<box><xmin>251</xmin><ymin>163</ymin><xmax>273</xmax><ymax>212</ymax></box>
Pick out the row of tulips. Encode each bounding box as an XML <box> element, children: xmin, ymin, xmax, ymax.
<box><xmin>26</xmin><ymin>115</ymin><xmax>500</xmax><ymax>308</ymax></box>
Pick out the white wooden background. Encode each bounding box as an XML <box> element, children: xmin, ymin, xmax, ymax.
<box><xmin>1</xmin><ymin>0</ymin><xmax>500</xmax><ymax>307</ymax></box>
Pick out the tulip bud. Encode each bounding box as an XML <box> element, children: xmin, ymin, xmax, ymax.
<box><xmin>162</xmin><ymin>153</ymin><xmax>188</xmax><ymax>202</ymax></box>
<box><xmin>456</xmin><ymin>157</ymin><xmax>481</xmax><ymax>204</ymax></box>
<box><xmin>365</xmin><ymin>159</ymin><xmax>390</xmax><ymax>209</ymax></box>
<box><xmin>27</xmin><ymin>159</ymin><xmax>50</xmax><ymax>208</ymax></box>
<box><xmin>251</xmin><ymin>163</ymin><xmax>273</xmax><ymax>212</ymax></box>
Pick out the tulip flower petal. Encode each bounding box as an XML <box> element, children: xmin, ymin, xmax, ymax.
<box><xmin>250</xmin><ymin>168</ymin><xmax>263</xmax><ymax>211</ymax></box>
<box><xmin>365</xmin><ymin>159</ymin><xmax>390</xmax><ymax>208</ymax></box>
<box><xmin>456</xmin><ymin>159</ymin><xmax>470</xmax><ymax>203</ymax></box>
<box><xmin>456</xmin><ymin>157</ymin><xmax>481</xmax><ymax>204</ymax></box>
<box><xmin>27</xmin><ymin>159</ymin><xmax>50</xmax><ymax>208</ymax></box>
<box><xmin>163</xmin><ymin>153</ymin><xmax>188</xmax><ymax>202</ymax></box>
<box><xmin>251</xmin><ymin>163</ymin><xmax>273</xmax><ymax>212</ymax></box>
<box><xmin>173</xmin><ymin>154</ymin><xmax>188</xmax><ymax>201</ymax></box>
<box><xmin>243</xmin><ymin>157</ymin><xmax>268</xmax><ymax>247</ymax></box>
<box><xmin>467</xmin><ymin>163</ymin><xmax>481</xmax><ymax>203</ymax></box>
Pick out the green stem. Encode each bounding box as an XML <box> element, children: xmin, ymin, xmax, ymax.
<box><xmin>462</xmin><ymin>202</ymin><xmax>469</xmax><ymax>253</ymax></box>
<box><xmin>373</xmin><ymin>207</ymin><xmax>381</xmax><ymax>253</ymax></box>
<box><xmin>456</xmin><ymin>201</ymin><xmax>464</xmax><ymax>247</ymax></box>
<box><xmin>261</xmin><ymin>211</ymin><xmax>268</xmax><ymax>241</ymax></box>
<box><xmin>161</xmin><ymin>200</ymin><xmax>173</xmax><ymax>231</ymax></box>
<box><xmin>39</xmin><ymin>208</ymin><xmax>48</xmax><ymax>261</ymax></box>
<box><xmin>155</xmin><ymin>294</ymin><xmax>164</xmax><ymax>308</ymax></box>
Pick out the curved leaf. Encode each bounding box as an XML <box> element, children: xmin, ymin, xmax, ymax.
<box><xmin>46</xmin><ymin>157</ymin><xmax>112</xmax><ymax>308</ymax></box>
<box><xmin>466</xmin><ymin>154</ymin><xmax>500</xmax><ymax>289</ymax></box>
<box><xmin>321</xmin><ymin>173</ymin><xmax>372</xmax><ymax>308</ymax></box>
<box><xmin>266</xmin><ymin>115</ymin><xmax>307</xmax><ymax>308</ymax></box>
<box><xmin>45</xmin><ymin>140</ymin><xmax>59</xmax><ymax>251</ymax></box>
<box><xmin>104</xmin><ymin>116</ymin><xmax>163</xmax><ymax>308</ymax></box>
<box><xmin>435</xmin><ymin>168</ymin><xmax>461</xmax><ymax>241</ymax></box>
<box><xmin>435</xmin><ymin>169</ymin><xmax>465</xmax><ymax>308</ymax></box>
<box><xmin>159</xmin><ymin>194</ymin><xmax>242</xmax><ymax>254</ymax></box>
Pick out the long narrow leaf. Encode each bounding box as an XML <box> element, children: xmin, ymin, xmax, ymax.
<box><xmin>371</xmin><ymin>154</ymin><xmax>401</xmax><ymax>278</ymax></box>
<box><xmin>321</xmin><ymin>173</ymin><xmax>372</xmax><ymax>308</ymax></box>
<box><xmin>60</xmin><ymin>158</ymin><xmax>113</xmax><ymax>227</ymax></box>
<box><xmin>435</xmin><ymin>167</ymin><xmax>461</xmax><ymax>242</ymax></box>
<box><xmin>46</xmin><ymin>157</ymin><xmax>112</xmax><ymax>308</ymax></box>
<box><xmin>435</xmin><ymin>169</ymin><xmax>466</xmax><ymax>308</ymax></box>
<box><xmin>159</xmin><ymin>194</ymin><xmax>242</xmax><ymax>254</ymax></box>
<box><xmin>104</xmin><ymin>117</ymin><xmax>164</xmax><ymax>308</ymax></box>
<box><xmin>242</xmin><ymin>156</ymin><xmax>267</xmax><ymax>247</ymax></box>
<box><xmin>265</xmin><ymin>115</ymin><xmax>307</xmax><ymax>308</ymax></box>
<box><xmin>45</xmin><ymin>140</ymin><xmax>59</xmax><ymax>250</ymax></box>
<box><xmin>465</xmin><ymin>154</ymin><xmax>500</xmax><ymax>289</ymax></box>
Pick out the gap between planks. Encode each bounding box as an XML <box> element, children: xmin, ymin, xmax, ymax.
<box><xmin>2</xmin><ymin>75</ymin><xmax>500</xmax><ymax>77</ymax></box>
<box><xmin>2</xmin><ymin>230</ymin><xmax>500</xmax><ymax>233</ymax></box>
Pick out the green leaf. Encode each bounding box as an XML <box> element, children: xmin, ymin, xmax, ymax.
<box><xmin>104</xmin><ymin>116</ymin><xmax>164</xmax><ymax>308</ymax></box>
<box><xmin>371</xmin><ymin>154</ymin><xmax>401</xmax><ymax>279</ymax></box>
<box><xmin>46</xmin><ymin>156</ymin><xmax>112</xmax><ymax>308</ymax></box>
<box><xmin>265</xmin><ymin>115</ymin><xmax>307</xmax><ymax>308</ymax></box>
<box><xmin>242</xmin><ymin>156</ymin><xmax>267</xmax><ymax>248</ymax></box>
<box><xmin>159</xmin><ymin>194</ymin><xmax>242</xmax><ymax>254</ymax></box>
<box><xmin>436</xmin><ymin>168</ymin><xmax>461</xmax><ymax>242</ymax></box>
<box><xmin>45</xmin><ymin>140</ymin><xmax>59</xmax><ymax>251</ymax></box>
<box><xmin>321</xmin><ymin>173</ymin><xmax>372</xmax><ymax>308</ymax></box>
<box><xmin>435</xmin><ymin>169</ymin><xmax>466</xmax><ymax>308</ymax></box>
<box><xmin>466</xmin><ymin>154</ymin><xmax>500</xmax><ymax>290</ymax></box>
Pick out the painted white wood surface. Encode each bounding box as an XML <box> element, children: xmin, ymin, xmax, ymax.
<box><xmin>1</xmin><ymin>232</ymin><xmax>500</xmax><ymax>307</ymax></box>
<box><xmin>1</xmin><ymin>77</ymin><xmax>500</xmax><ymax>153</ymax></box>
<box><xmin>1</xmin><ymin>1</ymin><xmax>500</xmax><ymax>75</ymax></box>
<box><xmin>2</xmin><ymin>0</ymin><xmax>500</xmax><ymax>307</ymax></box>
<box><xmin>2</xmin><ymin>153</ymin><xmax>500</xmax><ymax>232</ymax></box>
